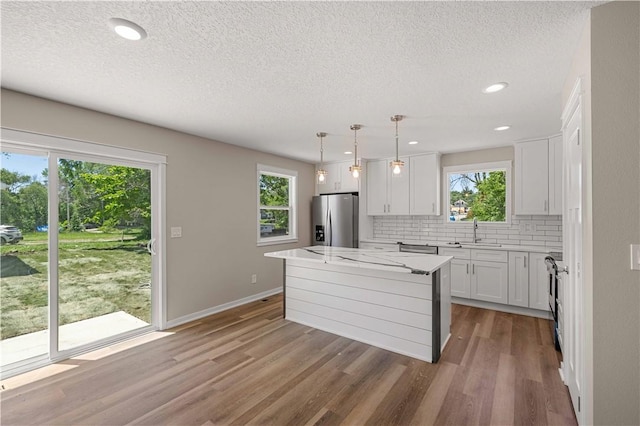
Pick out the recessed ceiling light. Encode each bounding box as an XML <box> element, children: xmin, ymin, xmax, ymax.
<box><xmin>408</xmin><ymin>141</ymin><xmax>419</xmax><ymax>145</ymax></box>
<box><xmin>109</xmin><ymin>18</ymin><xmax>147</xmax><ymax>41</ymax></box>
<box><xmin>494</xmin><ymin>125</ymin><xmax>511</xmax><ymax>131</ymax></box>
<box><xmin>344</xmin><ymin>151</ymin><xmax>352</xmax><ymax>155</ymax></box>
<box><xmin>483</xmin><ymin>82</ymin><xmax>509</xmax><ymax>94</ymax></box>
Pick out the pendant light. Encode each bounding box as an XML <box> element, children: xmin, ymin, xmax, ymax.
<box><xmin>316</xmin><ymin>132</ymin><xmax>328</xmax><ymax>184</ymax></box>
<box><xmin>390</xmin><ymin>115</ymin><xmax>404</xmax><ymax>175</ymax></box>
<box><xmin>349</xmin><ymin>124</ymin><xmax>362</xmax><ymax>178</ymax></box>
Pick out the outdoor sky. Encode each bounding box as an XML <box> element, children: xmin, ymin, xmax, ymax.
<box><xmin>1</xmin><ymin>152</ymin><xmax>48</xmax><ymax>182</ymax></box>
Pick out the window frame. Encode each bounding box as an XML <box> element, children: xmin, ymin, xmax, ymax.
<box><xmin>442</xmin><ymin>160</ymin><xmax>512</xmax><ymax>225</ymax></box>
<box><xmin>257</xmin><ymin>164</ymin><xmax>298</xmax><ymax>246</ymax></box>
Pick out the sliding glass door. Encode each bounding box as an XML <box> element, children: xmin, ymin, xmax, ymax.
<box><xmin>0</xmin><ymin>130</ymin><xmax>165</xmax><ymax>377</ymax></box>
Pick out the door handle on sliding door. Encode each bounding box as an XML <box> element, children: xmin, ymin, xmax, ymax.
<box><xmin>147</xmin><ymin>238</ymin><xmax>157</xmax><ymax>255</ymax></box>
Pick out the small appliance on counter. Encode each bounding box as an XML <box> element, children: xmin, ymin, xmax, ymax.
<box><xmin>312</xmin><ymin>194</ymin><xmax>358</xmax><ymax>248</ymax></box>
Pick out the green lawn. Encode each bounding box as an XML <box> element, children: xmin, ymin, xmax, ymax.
<box><xmin>0</xmin><ymin>230</ymin><xmax>151</xmax><ymax>340</ymax></box>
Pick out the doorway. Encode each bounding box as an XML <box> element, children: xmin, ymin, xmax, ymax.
<box><xmin>0</xmin><ymin>129</ymin><xmax>166</xmax><ymax>377</ymax></box>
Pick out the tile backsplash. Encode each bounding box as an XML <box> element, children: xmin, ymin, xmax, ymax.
<box><xmin>373</xmin><ymin>215</ymin><xmax>563</xmax><ymax>249</ymax></box>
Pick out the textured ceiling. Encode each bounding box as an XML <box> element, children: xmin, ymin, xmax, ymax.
<box><xmin>1</xmin><ymin>1</ymin><xmax>599</xmax><ymax>163</ymax></box>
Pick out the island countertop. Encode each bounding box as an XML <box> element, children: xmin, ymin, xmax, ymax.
<box><xmin>265</xmin><ymin>246</ymin><xmax>452</xmax><ymax>275</ymax></box>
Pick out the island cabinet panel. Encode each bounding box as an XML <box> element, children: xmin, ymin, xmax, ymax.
<box><xmin>284</xmin><ymin>259</ymin><xmax>439</xmax><ymax>362</ymax></box>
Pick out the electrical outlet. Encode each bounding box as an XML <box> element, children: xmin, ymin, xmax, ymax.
<box><xmin>170</xmin><ymin>227</ymin><xmax>182</xmax><ymax>238</ymax></box>
<box><xmin>631</xmin><ymin>244</ymin><xmax>640</xmax><ymax>271</ymax></box>
<box><xmin>251</xmin><ymin>274</ymin><xmax>257</xmax><ymax>284</ymax></box>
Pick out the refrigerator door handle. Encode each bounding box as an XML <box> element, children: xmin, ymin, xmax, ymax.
<box><xmin>327</xmin><ymin>208</ymin><xmax>332</xmax><ymax>246</ymax></box>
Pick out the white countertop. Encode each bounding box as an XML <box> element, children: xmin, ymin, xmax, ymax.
<box><xmin>359</xmin><ymin>238</ymin><xmax>560</xmax><ymax>253</ymax></box>
<box><xmin>265</xmin><ymin>246</ymin><xmax>452</xmax><ymax>275</ymax></box>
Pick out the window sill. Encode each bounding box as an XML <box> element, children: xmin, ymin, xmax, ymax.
<box><xmin>257</xmin><ymin>237</ymin><xmax>298</xmax><ymax>247</ymax></box>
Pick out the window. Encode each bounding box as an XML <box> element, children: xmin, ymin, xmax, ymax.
<box><xmin>257</xmin><ymin>164</ymin><xmax>297</xmax><ymax>245</ymax></box>
<box><xmin>443</xmin><ymin>161</ymin><xmax>511</xmax><ymax>224</ymax></box>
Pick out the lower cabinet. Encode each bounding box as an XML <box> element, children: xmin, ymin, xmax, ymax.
<box><xmin>450</xmin><ymin>258</ymin><xmax>471</xmax><ymax>298</ymax></box>
<box><xmin>443</xmin><ymin>247</ymin><xmax>551</xmax><ymax>313</ymax></box>
<box><xmin>441</xmin><ymin>248</ymin><xmax>508</xmax><ymax>303</ymax></box>
<box><xmin>528</xmin><ymin>252</ymin><xmax>550</xmax><ymax>311</ymax></box>
<box><xmin>470</xmin><ymin>259</ymin><xmax>508</xmax><ymax>305</ymax></box>
<box><xmin>508</xmin><ymin>251</ymin><xmax>529</xmax><ymax>307</ymax></box>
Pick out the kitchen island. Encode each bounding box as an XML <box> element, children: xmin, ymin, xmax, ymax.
<box><xmin>265</xmin><ymin>246</ymin><xmax>452</xmax><ymax>363</ymax></box>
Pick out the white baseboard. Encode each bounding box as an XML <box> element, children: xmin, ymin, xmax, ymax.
<box><xmin>451</xmin><ymin>297</ymin><xmax>552</xmax><ymax>319</ymax></box>
<box><xmin>164</xmin><ymin>287</ymin><xmax>282</xmax><ymax>329</ymax></box>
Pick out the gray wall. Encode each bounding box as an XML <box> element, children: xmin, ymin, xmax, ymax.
<box><xmin>590</xmin><ymin>2</ymin><xmax>640</xmax><ymax>424</ymax></box>
<box><xmin>564</xmin><ymin>2</ymin><xmax>640</xmax><ymax>424</ymax></box>
<box><xmin>1</xmin><ymin>89</ymin><xmax>315</xmax><ymax>322</ymax></box>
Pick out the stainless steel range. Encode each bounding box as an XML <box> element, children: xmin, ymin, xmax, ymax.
<box><xmin>545</xmin><ymin>251</ymin><xmax>564</xmax><ymax>351</ymax></box>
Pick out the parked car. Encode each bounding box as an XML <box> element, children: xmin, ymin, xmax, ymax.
<box><xmin>0</xmin><ymin>225</ymin><xmax>23</xmax><ymax>245</ymax></box>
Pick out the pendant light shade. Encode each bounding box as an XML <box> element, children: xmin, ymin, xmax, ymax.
<box><xmin>390</xmin><ymin>115</ymin><xmax>405</xmax><ymax>176</ymax></box>
<box><xmin>316</xmin><ymin>132</ymin><xmax>328</xmax><ymax>184</ymax></box>
<box><xmin>349</xmin><ymin>124</ymin><xmax>362</xmax><ymax>178</ymax></box>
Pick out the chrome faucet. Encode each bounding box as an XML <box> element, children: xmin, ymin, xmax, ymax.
<box><xmin>473</xmin><ymin>217</ymin><xmax>480</xmax><ymax>243</ymax></box>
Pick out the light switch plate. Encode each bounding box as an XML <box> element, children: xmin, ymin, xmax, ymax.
<box><xmin>631</xmin><ymin>244</ymin><xmax>640</xmax><ymax>271</ymax></box>
<box><xmin>171</xmin><ymin>227</ymin><xmax>182</xmax><ymax>238</ymax></box>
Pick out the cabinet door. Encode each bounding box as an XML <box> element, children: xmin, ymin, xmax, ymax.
<box><xmin>366</xmin><ymin>159</ymin><xmax>388</xmax><ymax>215</ymax></box>
<box><xmin>450</xmin><ymin>259</ymin><xmax>471</xmax><ymax>298</ymax></box>
<box><xmin>338</xmin><ymin>161</ymin><xmax>359</xmax><ymax>193</ymax></box>
<box><xmin>508</xmin><ymin>252</ymin><xmax>529</xmax><ymax>307</ymax></box>
<box><xmin>388</xmin><ymin>156</ymin><xmax>410</xmax><ymax>215</ymax></box>
<box><xmin>410</xmin><ymin>154</ymin><xmax>440</xmax><ymax>215</ymax></box>
<box><xmin>471</xmin><ymin>260</ymin><xmax>508</xmax><ymax>304</ymax></box>
<box><xmin>515</xmin><ymin>139</ymin><xmax>549</xmax><ymax>214</ymax></box>
<box><xmin>548</xmin><ymin>135</ymin><xmax>563</xmax><ymax>215</ymax></box>
<box><xmin>528</xmin><ymin>252</ymin><xmax>550</xmax><ymax>311</ymax></box>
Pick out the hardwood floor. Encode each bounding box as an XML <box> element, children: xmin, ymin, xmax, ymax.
<box><xmin>0</xmin><ymin>294</ymin><xmax>577</xmax><ymax>425</ymax></box>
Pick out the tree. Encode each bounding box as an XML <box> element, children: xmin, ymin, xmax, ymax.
<box><xmin>468</xmin><ymin>171</ymin><xmax>506</xmax><ymax>221</ymax></box>
<box><xmin>81</xmin><ymin>165</ymin><xmax>151</xmax><ymax>239</ymax></box>
<box><xmin>259</xmin><ymin>175</ymin><xmax>290</xmax><ymax>232</ymax></box>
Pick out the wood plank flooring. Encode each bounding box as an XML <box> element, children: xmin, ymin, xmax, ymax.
<box><xmin>0</xmin><ymin>294</ymin><xmax>577</xmax><ymax>425</ymax></box>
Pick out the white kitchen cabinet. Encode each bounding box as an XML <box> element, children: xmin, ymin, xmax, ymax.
<box><xmin>471</xmin><ymin>257</ymin><xmax>509</xmax><ymax>305</ymax></box>
<box><xmin>316</xmin><ymin>161</ymin><xmax>359</xmax><ymax>194</ymax></box>
<box><xmin>548</xmin><ymin>135</ymin><xmax>563</xmax><ymax>215</ymax></box>
<box><xmin>514</xmin><ymin>136</ymin><xmax>563</xmax><ymax>215</ymax></box>
<box><xmin>440</xmin><ymin>248</ymin><xmax>471</xmax><ymax>298</ymax></box>
<box><xmin>366</xmin><ymin>157</ymin><xmax>409</xmax><ymax>215</ymax></box>
<box><xmin>410</xmin><ymin>153</ymin><xmax>441</xmax><ymax>215</ymax></box>
<box><xmin>528</xmin><ymin>252</ymin><xmax>550</xmax><ymax>311</ymax></box>
<box><xmin>508</xmin><ymin>251</ymin><xmax>529</xmax><ymax>307</ymax></box>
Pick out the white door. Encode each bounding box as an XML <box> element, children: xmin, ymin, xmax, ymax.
<box><xmin>563</xmin><ymin>85</ymin><xmax>584</xmax><ymax>420</ymax></box>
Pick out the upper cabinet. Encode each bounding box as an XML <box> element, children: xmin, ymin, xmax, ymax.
<box><xmin>366</xmin><ymin>154</ymin><xmax>440</xmax><ymax>216</ymax></box>
<box><xmin>366</xmin><ymin>157</ymin><xmax>410</xmax><ymax>215</ymax></box>
<box><xmin>316</xmin><ymin>160</ymin><xmax>359</xmax><ymax>194</ymax></box>
<box><xmin>514</xmin><ymin>136</ymin><xmax>563</xmax><ymax>215</ymax></box>
<box><xmin>410</xmin><ymin>153</ymin><xmax>441</xmax><ymax>216</ymax></box>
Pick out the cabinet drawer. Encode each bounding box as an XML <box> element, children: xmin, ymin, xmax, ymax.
<box><xmin>471</xmin><ymin>249</ymin><xmax>507</xmax><ymax>263</ymax></box>
<box><xmin>439</xmin><ymin>248</ymin><xmax>471</xmax><ymax>259</ymax></box>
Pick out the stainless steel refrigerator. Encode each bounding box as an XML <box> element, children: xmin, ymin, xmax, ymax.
<box><xmin>312</xmin><ymin>194</ymin><xmax>359</xmax><ymax>248</ymax></box>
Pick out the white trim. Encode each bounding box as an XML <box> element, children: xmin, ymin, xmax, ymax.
<box><xmin>257</xmin><ymin>163</ymin><xmax>298</xmax><ymax>245</ymax></box>
<box><xmin>442</xmin><ymin>160</ymin><xmax>512</xmax><ymax>225</ymax></box>
<box><xmin>561</xmin><ymin>77</ymin><xmax>583</xmax><ymax>126</ymax></box>
<box><xmin>165</xmin><ymin>288</ymin><xmax>283</xmax><ymax>329</ymax></box>
<box><xmin>1</xmin><ymin>127</ymin><xmax>167</xmax><ymax>164</ymax></box>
